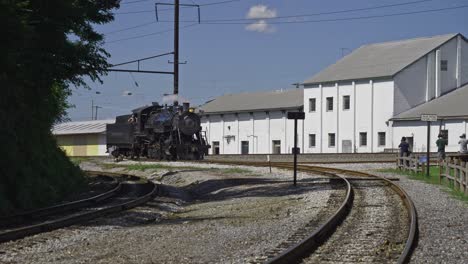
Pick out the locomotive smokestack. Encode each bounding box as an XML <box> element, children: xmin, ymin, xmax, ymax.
<box><xmin>183</xmin><ymin>102</ymin><xmax>190</xmax><ymax>112</ymax></box>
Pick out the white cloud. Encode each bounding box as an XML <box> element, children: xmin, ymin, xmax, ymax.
<box><xmin>247</xmin><ymin>5</ymin><xmax>277</xmax><ymax>19</ymax></box>
<box><xmin>245</xmin><ymin>5</ymin><xmax>277</xmax><ymax>33</ymax></box>
<box><xmin>245</xmin><ymin>20</ymin><xmax>276</xmax><ymax>33</ymax></box>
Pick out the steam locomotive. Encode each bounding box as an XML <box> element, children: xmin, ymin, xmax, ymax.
<box><xmin>106</xmin><ymin>102</ymin><xmax>209</xmax><ymax>161</ymax></box>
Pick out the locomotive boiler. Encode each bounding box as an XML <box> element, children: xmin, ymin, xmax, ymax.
<box><xmin>106</xmin><ymin>102</ymin><xmax>209</xmax><ymax>161</ymax></box>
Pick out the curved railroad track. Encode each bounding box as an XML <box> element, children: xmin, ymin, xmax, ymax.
<box><xmin>205</xmin><ymin>161</ymin><xmax>418</xmax><ymax>264</ymax></box>
<box><xmin>0</xmin><ymin>171</ymin><xmax>158</xmax><ymax>244</ymax></box>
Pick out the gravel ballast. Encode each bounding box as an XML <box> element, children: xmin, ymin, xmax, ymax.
<box><xmin>308</xmin><ymin>163</ymin><xmax>468</xmax><ymax>264</ymax></box>
<box><xmin>0</xmin><ymin>161</ymin><xmax>466</xmax><ymax>263</ymax></box>
<box><xmin>0</xmin><ymin>161</ymin><xmax>342</xmax><ymax>264</ymax></box>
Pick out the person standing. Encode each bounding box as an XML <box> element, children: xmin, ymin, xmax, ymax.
<box><xmin>436</xmin><ymin>133</ymin><xmax>448</xmax><ymax>163</ymax></box>
<box><xmin>458</xmin><ymin>133</ymin><xmax>468</xmax><ymax>154</ymax></box>
<box><xmin>399</xmin><ymin>137</ymin><xmax>410</xmax><ymax>166</ymax></box>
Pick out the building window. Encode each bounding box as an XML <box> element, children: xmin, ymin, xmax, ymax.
<box><xmin>326</xmin><ymin>97</ymin><xmax>333</xmax><ymax>111</ymax></box>
<box><xmin>309</xmin><ymin>98</ymin><xmax>316</xmax><ymax>112</ymax></box>
<box><xmin>272</xmin><ymin>140</ymin><xmax>281</xmax><ymax>154</ymax></box>
<box><xmin>343</xmin><ymin>95</ymin><xmax>350</xmax><ymax>110</ymax></box>
<box><xmin>309</xmin><ymin>134</ymin><xmax>316</xmax><ymax>148</ymax></box>
<box><xmin>241</xmin><ymin>141</ymin><xmax>249</xmax><ymax>154</ymax></box>
<box><xmin>328</xmin><ymin>133</ymin><xmax>335</xmax><ymax>147</ymax></box>
<box><xmin>359</xmin><ymin>132</ymin><xmax>367</xmax><ymax>146</ymax></box>
<box><xmin>441</xmin><ymin>60</ymin><xmax>448</xmax><ymax>71</ymax></box>
<box><xmin>378</xmin><ymin>132</ymin><xmax>386</xmax><ymax>147</ymax></box>
<box><xmin>212</xmin><ymin>141</ymin><xmax>220</xmax><ymax>155</ymax></box>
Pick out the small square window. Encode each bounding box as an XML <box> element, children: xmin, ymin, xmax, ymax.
<box><xmin>441</xmin><ymin>60</ymin><xmax>448</xmax><ymax>71</ymax></box>
<box><xmin>378</xmin><ymin>132</ymin><xmax>386</xmax><ymax>147</ymax></box>
<box><xmin>343</xmin><ymin>95</ymin><xmax>350</xmax><ymax>110</ymax></box>
<box><xmin>328</xmin><ymin>133</ymin><xmax>335</xmax><ymax>147</ymax></box>
<box><xmin>360</xmin><ymin>132</ymin><xmax>367</xmax><ymax>147</ymax></box>
<box><xmin>309</xmin><ymin>134</ymin><xmax>316</xmax><ymax>148</ymax></box>
<box><xmin>326</xmin><ymin>97</ymin><xmax>333</xmax><ymax>111</ymax></box>
<box><xmin>309</xmin><ymin>98</ymin><xmax>316</xmax><ymax>112</ymax></box>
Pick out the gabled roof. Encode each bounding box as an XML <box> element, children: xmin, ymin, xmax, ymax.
<box><xmin>392</xmin><ymin>83</ymin><xmax>468</xmax><ymax>121</ymax></box>
<box><xmin>304</xmin><ymin>33</ymin><xmax>459</xmax><ymax>85</ymax></box>
<box><xmin>198</xmin><ymin>89</ymin><xmax>303</xmax><ymax>114</ymax></box>
<box><xmin>52</xmin><ymin>119</ymin><xmax>115</xmax><ymax>135</ymax></box>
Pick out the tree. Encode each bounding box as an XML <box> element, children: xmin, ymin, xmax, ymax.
<box><xmin>0</xmin><ymin>0</ymin><xmax>120</xmax><ymax>213</ymax></box>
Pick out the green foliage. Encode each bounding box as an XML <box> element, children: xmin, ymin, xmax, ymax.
<box><xmin>0</xmin><ymin>0</ymin><xmax>119</xmax><ymax>214</ymax></box>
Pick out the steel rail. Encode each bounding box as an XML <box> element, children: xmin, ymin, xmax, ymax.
<box><xmin>0</xmin><ymin>171</ymin><xmax>158</xmax><ymax>244</ymax></box>
<box><xmin>0</xmin><ymin>175</ymin><xmax>121</xmax><ymax>226</ymax></box>
<box><xmin>204</xmin><ymin>160</ymin><xmax>417</xmax><ymax>264</ymax></box>
<box><xmin>294</xmin><ymin>164</ymin><xmax>419</xmax><ymax>264</ymax></box>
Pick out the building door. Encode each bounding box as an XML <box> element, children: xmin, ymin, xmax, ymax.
<box><xmin>272</xmin><ymin>140</ymin><xmax>281</xmax><ymax>154</ymax></box>
<box><xmin>241</xmin><ymin>141</ymin><xmax>249</xmax><ymax>154</ymax></box>
<box><xmin>212</xmin><ymin>141</ymin><xmax>220</xmax><ymax>155</ymax></box>
<box><xmin>342</xmin><ymin>140</ymin><xmax>352</xmax><ymax>153</ymax></box>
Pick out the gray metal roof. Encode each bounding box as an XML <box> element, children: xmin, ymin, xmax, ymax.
<box><xmin>52</xmin><ymin>119</ymin><xmax>115</xmax><ymax>135</ymax></box>
<box><xmin>392</xmin><ymin>83</ymin><xmax>468</xmax><ymax>120</ymax></box>
<box><xmin>304</xmin><ymin>33</ymin><xmax>458</xmax><ymax>85</ymax></box>
<box><xmin>199</xmin><ymin>89</ymin><xmax>303</xmax><ymax>114</ymax></box>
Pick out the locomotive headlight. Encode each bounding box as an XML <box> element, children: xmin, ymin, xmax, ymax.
<box><xmin>189</xmin><ymin>108</ymin><xmax>194</xmax><ymax>113</ymax></box>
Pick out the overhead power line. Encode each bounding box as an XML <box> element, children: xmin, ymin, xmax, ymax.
<box><xmin>106</xmin><ymin>0</ymin><xmax>432</xmax><ymax>35</ymax></box>
<box><xmin>115</xmin><ymin>0</ymin><xmax>239</xmax><ymax>14</ymax></box>
<box><xmin>205</xmin><ymin>0</ymin><xmax>433</xmax><ymax>22</ymax></box>
<box><xmin>105</xmin><ymin>23</ymin><xmax>198</xmax><ymax>44</ymax></box>
<box><xmin>202</xmin><ymin>4</ymin><xmax>468</xmax><ymax>25</ymax></box>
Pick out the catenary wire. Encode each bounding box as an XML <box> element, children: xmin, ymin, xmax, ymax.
<box><xmin>106</xmin><ymin>0</ymin><xmax>433</xmax><ymax>35</ymax></box>
<box><xmin>105</xmin><ymin>23</ymin><xmax>198</xmax><ymax>43</ymax></box>
<box><xmin>202</xmin><ymin>4</ymin><xmax>468</xmax><ymax>25</ymax></box>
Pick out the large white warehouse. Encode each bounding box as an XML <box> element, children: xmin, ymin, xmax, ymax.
<box><xmin>303</xmin><ymin>33</ymin><xmax>468</xmax><ymax>153</ymax></box>
<box><xmin>200</xmin><ymin>33</ymin><xmax>468</xmax><ymax>154</ymax></box>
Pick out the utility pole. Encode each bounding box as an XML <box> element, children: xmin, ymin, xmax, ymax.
<box><xmin>173</xmin><ymin>0</ymin><xmax>180</xmax><ymax>103</ymax></box>
<box><xmin>94</xmin><ymin>106</ymin><xmax>102</xmax><ymax>121</ymax></box>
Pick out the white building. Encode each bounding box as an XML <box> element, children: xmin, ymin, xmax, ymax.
<box><xmin>303</xmin><ymin>33</ymin><xmax>468</xmax><ymax>153</ymax></box>
<box><xmin>200</xmin><ymin>33</ymin><xmax>468</xmax><ymax>154</ymax></box>
<box><xmin>199</xmin><ymin>89</ymin><xmax>303</xmax><ymax>155</ymax></box>
<box><xmin>390</xmin><ymin>83</ymin><xmax>468</xmax><ymax>152</ymax></box>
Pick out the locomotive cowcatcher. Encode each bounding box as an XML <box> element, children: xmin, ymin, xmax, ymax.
<box><xmin>106</xmin><ymin>102</ymin><xmax>209</xmax><ymax>161</ymax></box>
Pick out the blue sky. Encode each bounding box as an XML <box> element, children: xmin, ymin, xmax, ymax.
<box><xmin>68</xmin><ymin>0</ymin><xmax>468</xmax><ymax>121</ymax></box>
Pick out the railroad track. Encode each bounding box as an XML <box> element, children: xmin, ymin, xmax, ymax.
<box><xmin>205</xmin><ymin>161</ymin><xmax>418</xmax><ymax>264</ymax></box>
<box><xmin>0</xmin><ymin>171</ymin><xmax>158</xmax><ymax>244</ymax></box>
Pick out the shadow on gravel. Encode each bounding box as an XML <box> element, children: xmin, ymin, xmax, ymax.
<box><xmin>79</xmin><ymin>177</ymin><xmax>341</xmax><ymax>229</ymax></box>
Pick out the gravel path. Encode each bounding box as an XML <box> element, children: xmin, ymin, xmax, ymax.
<box><xmin>0</xmin><ymin>161</ymin><xmax>340</xmax><ymax>264</ymax></box>
<box><xmin>313</xmin><ymin>163</ymin><xmax>468</xmax><ymax>264</ymax></box>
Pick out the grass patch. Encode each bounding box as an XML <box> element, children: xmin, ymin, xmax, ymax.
<box><xmin>376</xmin><ymin>167</ymin><xmax>468</xmax><ymax>203</ymax></box>
<box><xmin>69</xmin><ymin>157</ymin><xmax>90</xmax><ymax>166</ymax></box>
<box><xmin>101</xmin><ymin>162</ymin><xmax>205</xmax><ymax>172</ymax></box>
<box><xmin>218</xmin><ymin>168</ymin><xmax>253</xmax><ymax>174</ymax></box>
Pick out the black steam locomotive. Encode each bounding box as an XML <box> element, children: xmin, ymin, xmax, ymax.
<box><xmin>106</xmin><ymin>102</ymin><xmax>209</xmax><ymax>161</ymax></box>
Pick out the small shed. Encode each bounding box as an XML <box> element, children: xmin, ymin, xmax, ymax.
<box><xmin>52</xmin><ymin>120</ymin><xmax>114</xmax><ymax>156</ymax></box>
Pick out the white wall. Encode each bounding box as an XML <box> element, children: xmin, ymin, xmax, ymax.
<box><xmin>461</xmin><ymin>36</ymin><xmax>468</xmax><ymax>85</ymax></box>
<box><xmin>394</xmin><ymin>56</ymin><xmax>428</xmax><ymax>115</ymax></box>
<box><xmin>391</xmin><ymin>119</ymin><xmax>467</xmax><ymax>153</ymax></box>
<box><xmin>201</xmin><ymin>110</ymin><xmax>303</xmax><ymax>154</ymax></box>
<box><xmin>304</xmin><ymin>79</ymin><xmax>394</xmax><ymax>153</ymax></box>
<box><xmin>439</xmin><ymin>37</ymin><xmax>458</xmax><ymax>95</ymax></box>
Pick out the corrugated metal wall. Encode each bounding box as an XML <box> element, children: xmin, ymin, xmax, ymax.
<box><xmin>56</xmin><ymin>134</ymin><xmax>104</xmax><ymax>156</ymax></box>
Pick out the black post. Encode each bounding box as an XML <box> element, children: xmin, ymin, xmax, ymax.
<box><xmin>173</xmin><ymin>0</ymin><xmax>179</xmax><ymax>98</ymax></box>
<box><xmin>427</xmin><ymin>121</ymin><xmax>430</xmax><ymax>177</ymax></box>
<box><xmin>293</xmin><ymin>118</ymin><xmax>298</xmax><ymax>186</ymax></box>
